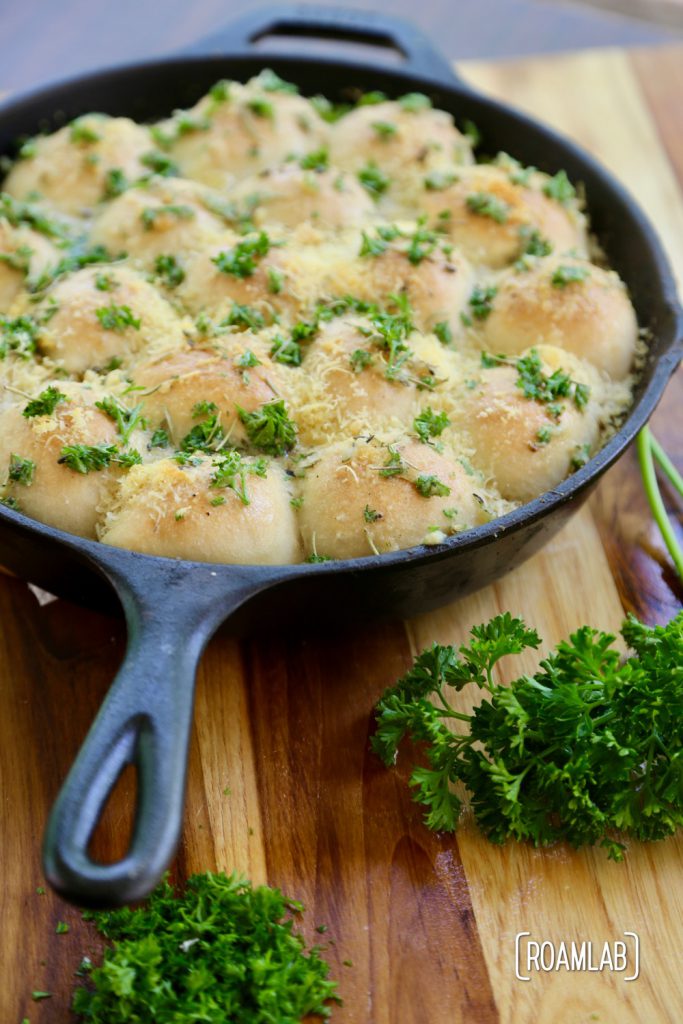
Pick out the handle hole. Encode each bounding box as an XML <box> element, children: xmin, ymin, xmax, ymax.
<box><xmin>250</xmin><ymin>27</ymin><xmax>405</xmax><ymax>66</ymax></box>
<box><xmin>87</xmin><ymin>761</ymin><xmax>138</xmax><ymax>865</ymax></box>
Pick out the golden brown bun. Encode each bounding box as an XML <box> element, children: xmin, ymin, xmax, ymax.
<box><xmin>230</xmin><ymin>165</ymin><xmax>374</xmax><ymax>231</ymax></box>
<box><xmin>299</xmin><ymin>436</ymin><xmax>481</xmax><ymax>559</ymax></box>
<box><xmin>480</xmin><ymin>257</ymin><xmax>638</xmax><ymax>379</ymax></box>
<box><xmin>134</xmin><ymin>345</ymin><xmax>281</xmax><ymax>446</ymax></box>
<box><xmin>456</xmin><ymin>345</ymin><xmax>601</xmax><ymax>503</ymax></box>
<box><xmin>100</xmin><ymin>455</ymin><xmax>301</xmax><ymax>564</ymax></box>
<box><xmin>32</xmin><ymin>265</ymin><xmax>186</xmax><ymax>374</ymax></box>
<box><xmin>4</xmin><ymin>116</ymin><xmax>152</xmax><ymax>215</ymax></box>
<box><xmin>0</xmin><ymin>382</ymin><xmax>123</xmax><ymax>537</ymax></box>
<box><xmin>90</xmin><ymin>177</ymin><xmax>227</xmax><ymax>264</ymax></box>
<box><xmin>167</xmin><ymin>82</ymin><xmax>329</xmax><ymax>189</ymax></box>
<box><xmin>419</xmin><ymin>165</ymin><xmax>587</xmax><ymax>267</ymax></box>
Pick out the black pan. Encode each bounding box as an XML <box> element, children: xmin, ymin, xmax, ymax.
<box><xmin>0</xmin><ymin>5</ymin><xmax>680</xmax><ymax>908</ymax></box>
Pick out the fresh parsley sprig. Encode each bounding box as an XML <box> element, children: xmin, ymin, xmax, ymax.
<box><xmin>373</xmin><ymin>611</ymin><xmax>683</xmax><ymax>858</ymax></box>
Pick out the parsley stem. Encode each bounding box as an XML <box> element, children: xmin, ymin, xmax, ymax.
<box><xmin>649</xmin><ymin>431</ymin><xmax>683</xmax><ymax>499</ymax></box>
<box><xmin>637</xmin><ymin>427</ymin><xmax>683</xmax><ymax>581</ymax></box>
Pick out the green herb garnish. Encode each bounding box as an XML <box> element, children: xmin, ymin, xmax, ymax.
<box><xmin>141</xmin><ymin>204</ymin><xmax>195</xmax><ymax>230</ymax></box>
<box><xmin>466</xmin><ymin>192</ymin><xmax>510</xmax><ymax>223</ymax></box>
<box><xmin>95</xmin><ymin>304</ymin><xmax>141</xmax><ymax>332</ymax></box>
<box><xmin>414</xmin><ymin>407</ymin><xmax>450</xmax><ymax>444</ymax></box>
<box><xmin>238</xmin><ymin>400</ymin><xmax>297</xmax><ymax>456</ymax></box>
<box><xmin>95</xmin><ymin>395</ymin><xmax>146</xmax><ymax>444</ymax></box>
<box><xmin>415</xmin><ymin>474</ymin><xmax>451</xmax><ymax>498</ymax></box>
<box><xmin>212</xmin><ymin>232</ymin><xmax>271</xmax><ymax>278</ymax></box>
<box><xmin>543</xmin><ymin>169</ymin><xmax>576</xmax><ymax>203</ymax></box>
<box><xmin>551</xmin><ymin>264</ymin><xmax>590</xmax><ymax>288</ymax></box>
<box><xmin>23</xmin><ymin>386</ymin><xmax>67</xmax><ymax>419</ymax></box>
<box><xmin>72</xmin><ymin>873</ymin><xmax>339</xmax><ymax>1022</ymax></box>
<box><xmin>299</xmin><ymin>147</ymin><xmax>329</xmax><ymax>172</ymax></box>
<box><xmin>154</xmin><ymin>253</ymin><xmax>185</xmax><ymax>289</ymax></box>
<box><xmin>8</xmin><ymin>454</ymin><xmax>35</xmax><ymax>485</ymax></box>
<box><xmin>357</xmin><ymin>162</ymin><xmax>390</xmax><ymax>198</ymax></box>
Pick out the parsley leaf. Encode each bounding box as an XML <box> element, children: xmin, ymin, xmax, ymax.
<box><xmin>466</xmin><ymin>192</ymin><xmax>509</xmax><ymax>223</ymax></box>
<box><xmin>23</xmin><ymin>386</ymin><xmax>67</xmax><ymax>418</ymax></box>
<box><xmin>212</xmin><ymin>232</ymin><xmax>271</xmax><ymax>278</ymax></box>
<box><xmin>73</xmin><ymin>873</ymin><xmax>339</xmax><ymax>1022</ymax></box>
<box><xmin>357</xmin><ymin>162</ymin><xmax>390</xmax><ymax>198</ymax></box>
<box><xmin>238</xmin><ymin>400</ymin><xmax>297</xmax><ymax>456</ymax></box>
<box><xmin>414</xmin><ymin>407</ymin><xmax>450</xmax><ymax>444</ymax></box>
<box><xmin>95</xmin><ymin>303</ymin><xmax>141</xmax><ymax>332</ymax></box>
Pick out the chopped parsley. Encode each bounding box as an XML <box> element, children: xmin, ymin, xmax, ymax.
<box><xmin>364</xmin><ymin>504</ymin><xmax>382</xmax><ymax>523</ymax></box>
<box><xmin>357</xmin><ymin>91</ymin><xmax>386</xmax><ymax>106</ymax></box>
<box><xmin>551</xmin><ymin>263</ymin><xmax>590</xmax><ymax>287</ymax></box>
<box><xmin>235</xmin><ymin>349</ymin><xmax>261</xmax><ymax>369</ymax></box>
<box><xmin>59</xmin><ymin>443</ymin><xmax>141</xmax><ymax>473</ymax></box>
<box><xmin>0</xmin><ymin>192</ymin><xmax>73</xmax><ymax>242</ymax></box>
<box><xmin>414</xmin><ymin>407</ymin><xmax>450</xmax><ymax>444</ymax></box>
<box><xmin>140</xmin><ymin>150</ymin><xmax>179</xmax><ymax>177</ymax></box>
<box><xmin>72</xmin><ymin>873</ymin><xmax>339</xmax><ymax>1022</ymax></box>
<box><xmin>95</xmin><ymin>272</ymin><xmax>116</xmax><ymax>291</ymax></box>
<box><xmin>379</xmin><ymin>446</ymin><xmax>406</xmax><ymax>478</ymax></box>
<box><xmin>103</xmin><ymin>168</ymin><xmax>129</xmax><ymax>199</ymax></box>
<box><xmin>238</xmin><ymin>400</ymin><xmax>297</xmax><ymax>456</ymax></box>
<box><xmin>267</xmin><ymin>267</ymin><xmax>284</xmax><ymax>294</ymax></box>
<box><xmin>0</xmin><ymin>314</ymin><xmax>38</xmax><ymax>359</ymax></box>
<box><xmin>270</xmin><ymin>335</ymin><xmax>302</xmax><ymax>366</ymax></box>
<box><xmin>8</xmin><ymin>454</ymin><xmax>35</xmax><ymax>485</ymax></box>
<box><xmin>543</xmin><ymin>169</ymin><xmax>576</xmax><ymax>203</ymax></box>
<box><xmin>246</xmin><ymin>98</ymin><xmax>274</xmax><ymax>119</ymax></box>
<box><xmin>225</xmin><ymin>303</ymin><xmax>265</xmax><ymax>332</ymax></box>
<box><xmin>210</xmin><ymin>451</ymin><xmax>268</xmax><ymax>505</ymax></box>
<box><xmin>358</xmin><ymin>224</ymin><xmax>401</xmax><ymax>257</ymax></box>
<box><xmin>23</xmin><ymin>386</ymin><xmax>67</xmax><ymax>418</ymax></box>
<box><xmin>371</xmin><ymin>120</ymin><xmax>398</xmax><ymax>139</ymax></box>
<box><xmin>357</xmin><ymin>162</ymin><xmax>390</xmax><ymax>198</ymax></box>
<box><xmin>180</xmin><ymin>410</ymin><xmax>224</xmax><ymax>453</ymax></box>
<box><xmin>69</xmin><ymin>119</ymin><xmax>101</xmax><ymax>144</ymax></box>
<box><xmin>95</xmin><ymin>395</ymin><xmax>146</xmax><ymax>444</ymax></box>
<box><xmin>253</xmin><ymin>69</ymin><xmax>299</xmax><ymax>94</ymax></box>
<box><xmin>571</xmin><ymin>442</ymin><xmax>592</xmax><ymax>470</ymax></box>
<box><xmin>466</xmin><ymin>192</ymin><xmax>510</xmax><ymax>223</ymax></box>
<box><xmin>433</xmin><ymin>321</ymin><xmax>452</xmax><ymax>345</ymax></box>
<box><xmin>424</xmin><ymin>171</ymin><xmax>457</xmax><ymax>191</ymax></box>
<box><xmin>154</xmin><ymin>253</ymin><xmax>185</xmax><ymax>288</ymax></box>
<box><xmin>350</xmin><ymin>348</ymin><xmax>373</xmax><ymax>372</ymax></box>
<box><xmin>415</xmin><ymin>474</ymin><xmax>451</xmax><ymax>498</ymax></box>
<box><xmin>399</xmin><ymin>92</ymin><xmax>432</xmax><ymax>112</ymax></box>
<box><xmin>212</xmin><ymin>232</ymin><xmax>271</xmax><ymax>278</ymax></box>
<box><xmin>95</xmin><ymin>304</ymin><xmax>141</xmax><ymax>332</ymax></box>
<box><xmin>463</xmin><ymin>284</ymin><xmax>498</xmax><ymax>323</ymax></box>
<box><xmin>515</xmin><ymin>349</ymin><xmax>590</xmax><ymax>413</ymax></box>
<box><xmin>141</xmin><ymin>204</ymin><xmax>195</xmax><ymax>230</ymax></box>
<box><xmin>299</xmin><ymin>147</ymin><xmax>329</xmax><ymax>172</ymax></box>
<box><xmin>149</xmin><ymin>427</ymin><xmax>170</xmax><ymax>449</ymax></box>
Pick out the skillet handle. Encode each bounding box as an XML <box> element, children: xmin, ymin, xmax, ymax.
<box><xmin>42</xmin><ymin>557</ymin><xmax>266</xmax><ymax>908</ymax></box>
<box><xmin>188</xmin><ymin>4</ymin><xmax>465</xmax><ymax>87</ymax></box>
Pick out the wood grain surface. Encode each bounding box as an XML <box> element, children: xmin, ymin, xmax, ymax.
<box><xmin>1</xmin><ymin>44</ymin><xmax>682</xmax><ymax>1024</ymax></box>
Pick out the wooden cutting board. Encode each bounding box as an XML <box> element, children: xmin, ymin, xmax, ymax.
<box><xmin>2</xmin><ymin>44</ymin><xmax>682</xmax><ymax>1024</ymax></box>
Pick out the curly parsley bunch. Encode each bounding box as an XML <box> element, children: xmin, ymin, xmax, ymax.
<box><xmin>373</xmin><ymin>611</ymin><xmax>683</xmax><ymax>860</ymax></box>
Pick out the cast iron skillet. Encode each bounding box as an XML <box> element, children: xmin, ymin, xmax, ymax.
<box><xmin>0</xmin><ymin>6</ymin><xmax>680</xmax><ymax>908</ymax></box>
